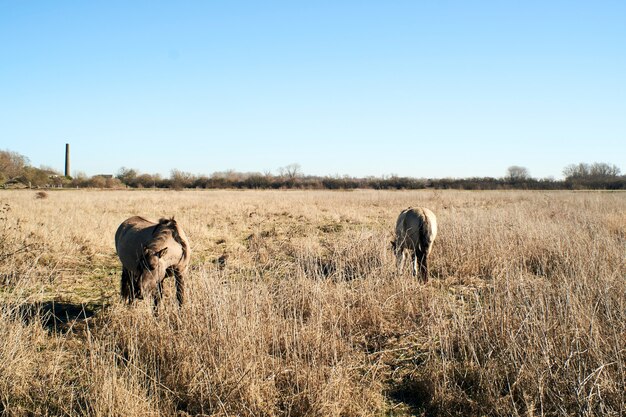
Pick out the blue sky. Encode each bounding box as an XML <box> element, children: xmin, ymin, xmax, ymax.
<box><xmin>1</xmin><ymin>1</ymin><xmax>624</xmax><ymax>179</ymax></box>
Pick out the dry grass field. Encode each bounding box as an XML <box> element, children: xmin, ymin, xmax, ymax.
<box><xmin>0</xmin><ymin>189</ymin><xmax>624</xmax><ymax>416</ymax></box>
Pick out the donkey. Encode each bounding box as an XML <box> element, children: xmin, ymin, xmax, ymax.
<box><xmin>391</xmin><ymin>207</ymin><xmax>437</xmax><ymax>281</ymax></box>
<box><xmin>115</xmin><ymin>216</ymin><xmax>191</xmax><ymax>308</ymax></box>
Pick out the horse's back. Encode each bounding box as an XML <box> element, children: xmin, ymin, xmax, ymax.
<box><xmin>115</xmin><ymin>216</ymin><xmax>157</xmax><ymax>269</ymax></box>
<box><xmin>396</xmin><ymin>207</ymin><xmax>437</xmax><ymax>250</ymax></box>
<box><xmin>115</xmin><ymin>216</ymin><xmax>191</xmax><ymax>272</ymax></box>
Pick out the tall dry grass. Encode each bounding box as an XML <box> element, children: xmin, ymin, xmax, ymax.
<box><xmin>0</xmin><ymin>189</ymin><xmax>624</xmax><ymax>416</ymax></box>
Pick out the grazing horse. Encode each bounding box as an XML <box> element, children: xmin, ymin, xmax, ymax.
<box><xmin>115</xmin><ymin>216</ymin><xmax>191</xmax><ymax>308</ymax></box>
<box><xmin>391</xmin><ymin>207</ymin><xmax>437</xmax><ymax>281</ymax></box>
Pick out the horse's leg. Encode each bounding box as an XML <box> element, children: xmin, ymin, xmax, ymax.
<box><xmin>414</xmin><ymin>242</ymin><xmax>428</xmax><ymax>279</ymax></box>
<box><xmin>411</xmin><ymin>250</ymin><xmax>419</xmax><ymax>277</ymax></box>
<box><xmin>153</xmin><ymin>281</ymin><xmax>164</xmax><ymax>313</ymax></box>
<box><xmin>121</xmin><ymin>268</ymin><xmax>132</xmax><ymax>303</ymax></box>
<box><xmin>174</xmin><ymin>269</ymin><xmax>185</xmax><ymax>306</ymax></box>
<box><xmin>396</xmin><ymin>249</ymin><xmax>405</xmax><ymax>274</ymax></box>
<box><xmin>418</xmin><ymin>237</ymin><xmax>432</xmax><ymax>282</ymax></box>
<box><xmin>419</xmin><ymin>252</ymin><xmax>428</xmax><ymax>282</ymax></box>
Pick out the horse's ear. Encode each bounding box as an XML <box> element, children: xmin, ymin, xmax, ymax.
<box><xmin>157</xmin><ymin>247</ymin><xmax>168</xmax><ymax>258</ymax></box>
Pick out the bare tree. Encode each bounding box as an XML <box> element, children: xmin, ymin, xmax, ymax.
<box><xmin>0</xmin><ymin>150</ymin><xmax>29</xmax><ymax>181</ymax></box>
<box><xmin>116</xmin><ymin>167</ymin><xmax>138</xmax><ymax>185</ymax></box>
<box><xmin>39</xmin><ymin>165</ymin><xmax>61</xmax><ymax>175</ymax></box>
<box><xmin>23</xmin><ymin>166</ymin><xmax>50</xmax><ymax>187</ymax></box>
<box><xmin>563</xmin><ymin>162</ymin><xmax>620</xmax><ymax>180</ymax></box>
<box><xmin>589</xmin><ymin>162</ymin><xmax>621</xmax><ymax>177</ymax></box>
<box><xmin>170</xmin><ymin>169</ymin><xmax>195</xmax><ymax>189</ymax></box>
<box><xmin>563</xmin><ymin>163</ymin><xmax>590</xmax><ymax>179</ymax></box>
<box><xmin>506</xmin><ymin>166</ymin><xmax>530</xmax><ymax>181</ymax></box>
<box><xmin>279</xmin><ymin>163</ymin><xmax>302</xmax><ymax>180</ymax></box>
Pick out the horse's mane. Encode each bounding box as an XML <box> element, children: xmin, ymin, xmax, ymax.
<box><xmin>153</xmin><ymin>217</ymin><xmax>189</xmax><ymax>261</ymax></box>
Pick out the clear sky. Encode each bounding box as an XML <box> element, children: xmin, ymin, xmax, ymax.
<box><xmin>1</xmin><ymin>1</ymin><xmax>625</xmax><ymax>179</ymax></box>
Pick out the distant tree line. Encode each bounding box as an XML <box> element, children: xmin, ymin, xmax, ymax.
<box><xmin>0</xmin><ymin>149</ymin><xmax>124</xmax><ymax>189</ymax></box>
<box><xmin>1</xmin><ymin>149</ymin><xmax>623</xmax><ymax>190</ymax></box>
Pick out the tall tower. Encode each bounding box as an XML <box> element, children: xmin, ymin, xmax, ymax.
<box><xmin>65</xmin><ymin>143</ymin><xmax>70</xmax><ymax>177</ymax></box>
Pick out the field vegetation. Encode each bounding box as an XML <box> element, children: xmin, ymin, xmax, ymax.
<box><xmin>0</xmin><ymin>189</ymin><xmax>624</xmax><ymax>416</ymax></box>
<box><xmin>2</xmin><ymin>149</ymin><xmax>625</xmax><ymax>190</ymax></box>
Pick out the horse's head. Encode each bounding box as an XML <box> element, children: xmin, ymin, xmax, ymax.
<box><xmin>134</xmin><ymin>246</ymin><xmax>168</xmax><ymax>299</ymax></box>
<box><xmin>390</xmin><ymin>230</ymin><xmax>398</xmax><ymax>252</ymax></box>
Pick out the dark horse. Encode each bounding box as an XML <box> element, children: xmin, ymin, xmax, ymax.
<box><xmin>115</xmin><ymin>216</ymin><xmax>191</xmax><ymax>308</ymax></box>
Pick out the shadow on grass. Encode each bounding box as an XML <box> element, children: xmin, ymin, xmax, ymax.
<box><xmin>17</xmin><ymin>301</ymin><xmax>104</xmax><ymax>333</ymax></box>
<box><xmin>387</xmin><ymin>376</ymin><xmax>434</xmax><ymax>416</ymax></box>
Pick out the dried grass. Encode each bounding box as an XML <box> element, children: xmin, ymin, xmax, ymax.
<box><xmin>0</xmin><ymin>189</ymin><xmax>623</xmax><ymax>416</ymax></box>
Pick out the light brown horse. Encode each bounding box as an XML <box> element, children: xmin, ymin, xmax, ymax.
<box><xmin>115</xmin><ymin>216</ymin><xmax>191</xmax><ymax>308</ymax></box>
<box><xmin>391</xmin><ymin>207</ymin><xmax>437</xmax><ymax>281</ymax></box>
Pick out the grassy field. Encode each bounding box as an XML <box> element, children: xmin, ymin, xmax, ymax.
<box><xmin>0</xmin><ymin>189</ymin><xmax>624</xmax><ymax>416</ymax></box>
